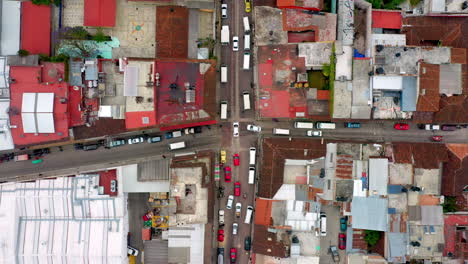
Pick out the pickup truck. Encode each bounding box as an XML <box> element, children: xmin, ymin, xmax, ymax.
<box><xmin>329</xmin><ymin>246</ymin><xmax>340</xmax><ymax>263</ymax></box>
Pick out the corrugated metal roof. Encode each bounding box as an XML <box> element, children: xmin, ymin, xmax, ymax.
<box><xmin>401</xmin><ymin>76</ymin><xmax>417</xmax><ymax>111</ymax></box>
<box><xmin>138</xmin><ymin>159</ymin><xmax>170</xmax><ymax>181</ymax></box>
<box><xmin>69</xmin><ymin>59</ymin><xmax>84</xmax><ymax>86</ymax></box>
<box><xmin>439</xmin><ymin>64</ymin><xmax>462</xmax><ymax>95</ymax></box>
<box><xmin>351</xmin><ymin>196</ymin><xmax>388</xmax><ymax>231</ymax></box>
<box><xmin>421</xmin><ymin>206</ymin><xmax>444</xmax><ymax>225</ymax></box>
<box><xmin>143</xmin><ymin>239</ymin><xmax>168</xmax><ymax>264</ymax></box>
<box><xmin>387</xmin><ymin>232</ymin><xmax>407</xmax><ymax>259</ymax></box>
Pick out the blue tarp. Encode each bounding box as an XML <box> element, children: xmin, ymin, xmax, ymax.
<box><xmin>354</xmin><ymin>49</ymin><xmax>365</xmax><ymax>58</ymax></box>
<box><xmin>388</xmin><ymin>185</ymin><xmax>403</xmax><ymax>194</ymax></box>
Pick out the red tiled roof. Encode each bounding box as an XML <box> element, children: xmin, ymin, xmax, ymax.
<box><xmin>84</xmin><ymin>0</ymin><xmax>116</xmax><ymax>27</ymax></box>
<box><xmin>442</xmin><ymin>151</ymin><xmax>468</xmax><ymax>197</ymax></box>
<box><xmin>252</xmin><ymin>225</ymin><xmax>287</xmax><ymax>258</ymax></box>
<box><xmin>444</xmin><ymin>215</ymin><xmax>468</xmax><ymax>258</ymax></box>
<box><xmin>9</xmin><ymin>64</ymin><xmax>69</xmax><ymax>147</ymax></box>
<box><xmin>447</xmin><ymin>144</ymin><xmax>468</xmax><ymax>160</ymax></box>
<box><xmin>392</xmin><ymin>143</ymin><xmax>448</xmax><ymax>169</ymax></box>
<box><xmin>417</xmin><ymin>63</ymin><xmax>440</xmax><ymax>112</ymax></box>
<box><xmin>254</xmin><ymin>198</ymin><xmax>274</xmax><ymax>226</ymax></box>
<box><xmin>125</xmin><ymin>111</ymin><xmax>157</xmax><ymax>130</ymax></box>
<box><xmin>21</xmin><ymin>2</ymin><xmax>51</xmax><ymax>55</ymax></box>
<box><xmin>371</xmin><ymin>10</ymin><xmax>402</xmax><ymax>29</ymax></box>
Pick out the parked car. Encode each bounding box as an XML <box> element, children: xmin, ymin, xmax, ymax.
<box><xmin>224</xmin><ymin>166</ymin><xmax>232</xmax><ymax>182</ymax></box>
<box><xmin>233</xmin><ymin>122</ymin><xmax>239</xmax><ymax>137</ymax></box>
<box><xmin>128</xmin><ymin>137</ymin><xmax>145</xmax><ymax>144</ymax></box>
<box><xmin>108</xmin><ymin>139</ymin><xmax>126</xmax><ymax>148</ymax></box>
<box><xmin>230</xmin><ymin>248</ymin><xmax>237</xmax><ymax>263</ymax></box>
<box><xmin>329</xmin><ymin>246</ymin><xmax>340</xmax><ymax>263</ymax></box>
<box><xmin>147</xmin><ymin>136</ymin><xmax>162</xmax><ymax>143</ymax></box>
<box><xmin>246</xmin><ymin>124</ymin><xmax>261</xmax><ymax>132</ymax></box>
<box><xmin>83</xmin><ymin>144</ymin><xmax>100</xmax><ymax>151</ymax></box>
<box><xmin>340</xmin><ymin>217</ymin><xmax>347</xmax><ymax>232</ymax></box>
<box><xmin>74</xmin><ymin>143</ymin><xmax>84</xmax><ymax>150</ymax></box>
<box><xmin>220</xmin><ymin>150</ymin><xmax>227</xmax><ymax>164</ymax></box>
<box><xmin>244</xmin><ymin>0</ymin><xmax>251</xmax><ymax>12</ymax></box>
<box><xmin>233</xmin><ymin>36</ymin><xmax>239</xmax><ymax>51</ymax></box>
<box><xmin>219</xmin><ymin>209</ymin><xmax>225</xmax><ymax>224</ymax></box>
<box><xmin>110</xmin><ymin>180</ymin><xmax>117</xmax><ymax>193</ymax></box>
<box><xmin>233</xmin><ymin>153</ymin><xmax>240</xmax><ymax>166</ymax></box>
<box><xmin>165</xmin><ymin>130</ymin><xmax>182</xmax><ymax>139</ymax></box>
<box><xmin>232</xmin><ymin>223</ymin><xmax>238</xmax><ymax>235</ymax></box>
<box><xmin>184</xmin><ymin>128</ymin><xmax>195</xmax><ymax>134</ymax></box>
<box><xmin>235</xmin><ymin>202</ymin><xmax>242</xmax><ymax>218</ymax></box>
<box><xmin>226</xmin><ymin>195</ymin><xmax>234</xmax><ymax>209</ymax></box>
<box><xmin>338</xmin><ymin>233</ymin><xmax>346</xmax><ymax>250</ymax></box>
<box><xmin>394</xmin><ymin>123</ymin><xmax>409</xmax><ymax>130</ymax></box>
<box><xmin>344</xmin><ymin>122</ymin><xmax>361</xmax><ymax>128</ymax></box>
<box><xmin>441</xmin><ymin>124</ymin><xmax>457</xmax><ymax>131</ymax></box>
<box><xmin>221</xmin><ymin>4</ymin><xmax>228</xmax><ymax>19</ymax></box>
<box><xmin>418</xmin><ymin>124</ymin><xmax>440</xmax><ymax>130</ymax></box>
<box><xmin>127</xmin><ymin>245</ymin><xmax>139</xmax><ymax>256</ymax></box>
<box><xmin>244</xmin><ymin>236</ymin><xmax>252</xmax><ymax>251</ymax></box>
<box><xmin>307</xmin><ymin>130</ymin><xmax>322</xmax><ymax>137</ymax></box>
<box><xmin>194</xmin><ymin>126</ymin><xmax>202</xmax><ymax>133</ymax></box>
<box><xmin>218</xmin><ymin>229</ymin><xmax>225</xmax><ymax>242</ymax></box>
<box><xmin>234</xmin><ymin>182</ymin><xmax>241</xmax><ymax>196</ymax></box>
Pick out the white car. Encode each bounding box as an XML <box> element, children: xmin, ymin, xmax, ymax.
<box><xmin>232</xmin><ymin>223</ymin><xmax>238</xmax><ymax>235</ymax></box>
<box><xmin>221</xmin><ymin>4</ymin><xmax>227</xmax><ymax>19</ymax></box>
<box><xmin>235</xmin><ymin>202</ymin><xmax>242</xmax><ymax>218</ymax></box>
<box><xmin>219</xmin><ymin>209</ymin><xmax>225</xmax><ymax>224</ymax></box>
<box><xmin>306</xmin><ymin>130</ymin><xmax>322</xmax><ymax>137</ymax></box>
<box><xmin>233</xmin><ymin>122</ymin><xmax>239</xmax><ymax>137</ymax></box>
<box><xmin>127</xmin><ymin>246</ymin><xmax>139</xmax><ymax>256</ymax></box>
<box><xmin>226</xmin><ymin>195</ymin><xmax>234</xmax><ymax>209</ymax></box>
<box><xmin>233</xmin><ymin>36</ymin><xmax>239</xmax><ymax>51</ymax></box>
<box><xmin>247</xmin><ymin>124</ymin><xmax>261</xmax><ymax>132</ymax></box>
<box><xmin>128</xmin><ymin>137</ymin><xmax>145</xmax><ymax>144</ymax></box>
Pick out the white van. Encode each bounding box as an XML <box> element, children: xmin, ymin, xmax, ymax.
<box><xmin>244</xmin><ymin>34</ymin><xmax>251</xmax><ymax>51</ymax></box>
<box><xmin>273</xmin><ymin>128</ymin><xmax>290</xmax><ymax>135</ymax></box>
<box><xmin>243</xmin><ymin>52</ymin><xmax>250</xmax><ymax>70</ymax></box>
<box><xmin>315</xmin><ymin>122</ymin><xmax>336</xmax><ymax>130</ymax></box>
<box><xmin>243</xmin><ymin>92</ymin><xmax>251</xmax><ymax>110</ymax></box>
<box><xmin>221</xmin><ymin>65</ymin><xmax>227</xmax><ymax>83</ymax></box>
<box><xmin>244</xmin><ymin>206</ymin><xmax>254</xmax><ymax>224</ymax></box>
<box><xmin>319</xmin><ymin>212</ymin><xmax>327</xmax><ymax>236</ymax></box>
<box><xmin>169</xmin><ymin>141</ymin><xmax>186</xmax><ymax>150</ymax></box>
<box><xmin>249</xmin><ymin>147</ymin><xmax>256</xmax><ymax>165</ymax></box>
<box><xmin>248</xmin><ymin>167</ymin><xmax>255</xmax><ymax>184</ymax></box>
<box><xmin>220</xmin><ymin>101</ymin><xmax>228</xmax><ymax>120</ymax></box>
<box><xmin>294</xmin><ymin>121</ymin><xmax>314</xmax><ymax>129</ymax></box>
<box><xmin>243</xmin><ymin>17</ymin><xmax>251</xmax><ymax>33</ymax></box>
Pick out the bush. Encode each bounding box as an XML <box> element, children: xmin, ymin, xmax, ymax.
<box><xmin>32</xmin><ymin>0</ymin><xmax>60</xmax><ymax>6</ymax></box>
<box><xmin>18</xmin><ymin>49</ymin><xmax>30</xmax><ymax>57</ymax></box>
<box><xmin>442</xmin><ymin>196</ymin><xmax>459</xmax><ymax>213</ymax></box>
<box><xmin>409</xmin><ymin>0</ymin><xmax>421</xmax><ymax>6</ymax></box>
<box><xmin>92</xmin><ymin>28</ymin><xmax>108</xmax><ymax>43</ymax></box>
<box><xmin>364</xmin><ymin>230</ymin><xmax>381</xmax><ymax>247</ymax></box>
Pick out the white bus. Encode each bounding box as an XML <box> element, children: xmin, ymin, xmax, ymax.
<box><xmin>248</xmin><ymin>167</ymin><xmax>255</xmax><ymax>184</ymax></box>
<box><xmin>249</xmin><ymin>147</ymin><xmax>256</xmax><ymax>165</ymax></box>
<box><xmin>242</xmin><ymin>92</ymin><xmax>251</xmax><ymax>110</ymax></box>
<box><xmin>221</xmin><ymin>25</ymin><xmax>230</xmax><ymax>45</ymax></box>
<box><xmin>243</xmin><ymin>52</ymin><xmax>250</xmax><ymax>70</ymax></box>
<box><xmin>244</xmin><ymin>206</ymin><xmax>254</xmax><ymax>224</ymax></box>
<box><xmin>244</xmin><ymin>34</ymin><xmax>251</xmax><ymax>51</ymax></box>
<box><xmin>273</xmin><ymin>128</ymin><xmax>290</xmax><ymax>135</ymax></box>
<box><xmin>220</xmin><ymin>101</ymin><xmax>228</xmax><ymax>120</ymax></box>
<box><xmin>315</xmin><ymin>122</ymin><xmax>336</xmax><ymax>129</ymax></box>
<box><xmin>169</xmin><ymin>141</ymin><xmax>186</xmax><ymax>150</ymax></box>
<box><xmin>294</xmin><ymin>121</ymin><xmax>314</xmax><ymax>129</ymax></box>
<box><xmin>221</xmin><ymin>65</ymin><xmax>227</xmax><ymax>83</ymax></box>
<box><xmin>243</xmin><ymin>17</ymin><xmax>251</xmax><ymax>33</ymax></box>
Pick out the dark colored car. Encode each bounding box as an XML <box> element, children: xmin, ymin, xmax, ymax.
<box><xmin>244</xmin><ymin>236</ymin><xmax>251</xmax><ymax>251</ymax></box>
<box><xmin>165</xmin><ymin>132</ymin><xmax>173</xmax><ymax>139</ymax></box>
<box><xmin>344</xmin><ymin>122</ymin><xmax>361</xmax><ymax>128</ymax></box>
<box><xmin>340</xmin><ymin>217</ymin><xmax>347</xmax><ymax>232</ymax></box>
<box><xmin>83</xmin><ymin>144</ymin><xmax>100</xmax><ymax>151</ymax></box>
<box><xmin>230</xmin><ymin>248</ymin><xmax>237</xmax><ymax>263</ymax></box>
<box><xmin>74</xmin><ymin>143</ymin><xmax>84</xmax><ymax>150</ymax></box>
<box><xmin>194</xmin><ymin>126</ymin><xmax>202</xmax><ymax>133</ymax></box>
<box><xmin>147</xmin><ymin>136</ymin><xmax>162</xmax><ymax>143</ymax></box>
<box><xmin>441</xmin><ymin>124</ymin><xmax>457</xmax><ymax>131</ymax></box>
<box><xmin>338</xmin><ymin>233</ymin><xmax>346</xmax><ymax>250</ymax></box>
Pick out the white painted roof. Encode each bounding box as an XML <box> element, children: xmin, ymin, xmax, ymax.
<box><xmin>1</xmin><ymin>1</ymin><xmax>21</xmax><ymax>55</ymax></box>
<box><xmin>21</xmin><ymin>93</ymin><xmax>55</xmax><ymax>133</ymax></box>
<box><xmin>124</xmin><ymin>66</ymin><xmax>139</xmax><ymax>96</ymax></box>
<box><xmin>22</xmin><ymin>93</ymin><xmax>36</xmax><ymax>112</ymax></box>
<box><xmin>36</xmin><ymin>93</ymin><xmax>54</xmax><ymax>112</ymax></box>
<box><xmin>369</xmin><ymin>158</ymin><xmax>389</xmax><ymax>196</ymax></box>
<box><xmin>372</xmin><ymin>75</ymin><xmax>403</xmax><ymax>90</ymax></box>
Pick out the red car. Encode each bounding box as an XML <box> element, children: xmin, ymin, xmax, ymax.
<box><xmin>233</xmin><ymin>154</ymin><xmax>240</xmax><ymax>166</ymax></box>
<box><xmin>224</xmin><ymin>166</ymin><xmax>232</xmax><ymax>182</ymax></box>
<box><xmin>394</xmin><ymin>123</ymin><xmax>409</xmax><ymax>130</ymax></box>
<box><xmin>431</xmin><ymin>136</ymin><xmax>443</xmax><ymax>142</ymax></box>
<box><xmin>338</xmin><ymin>233</ymin><xmax>346</xmax><ymax>250</ymax></box>
<box><xmin>218</xmin><ymin>229</ymin><xmax>225</xmax><ymax>242</ymax></box>
<box><xmin>234</xmin><ymin>182</ymin><xmax>241</xmax><ymax>196</ymax></box>
<box><xmin>230</xmin><ymin>248</ymin><xmax>237</xmax><ymax>263</ymax></box>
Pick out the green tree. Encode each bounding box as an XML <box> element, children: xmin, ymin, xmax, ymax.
<box><xmin>364</xmin><ymin>230</ymin><xmax>381</xmax><ymax>247</ymax></box>
<box><xmin>17</xmin><ymin>49</ymin><xmax>30</xmax><ymax>57</ymax></box>
<box><xmin>92</xmin><ymin>28</ymin><xmax>108</xmax><ymax>43</ymax></box>
<box><xmin>442</xmin><ymin>196</ymin><xmax>459</xmax><ymax>213</ymax></box>
<box><xmin>322</xmin><ymin>64</ymin><xmax>331</xmax><ymax>77</ymax></box>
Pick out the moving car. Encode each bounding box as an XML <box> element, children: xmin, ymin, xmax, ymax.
<box><xmin>244</xmin><ymin>0</ymin><xmax>251</xmax><ymax>12</ymax></box>
<box><xmin>147</xmin><ymin>136</ymin><xmax>162</xmax><ymax>143</ymax></box>
<box><xmin>127</xmin><ymin>246</ymin><xmax>139</xmax><ymax>256</ymax></box>
<box><xmin>219</xmin><ymin>209</ymin><xmax>225</xmax><ymax>224</ymax></box>
<box><xmin>340</xmin><ymin>217</ymin><xmax>347</xmax><ymax>232</ymax></box>
<box><xmin>221</xmin><ymin>4</ymin><xmax>227</xmax><ymax>18</ymax></box>
<box><xmin>218</xmin><ymin>229</ymin><xmax>225</xmax><ymax>242</ymax></box>
<box><xmin>246</xmin><ymin>124</ymin><xmax>262</xmax><ymax>132</ymax></box>
<box><xmin>220</xmin><ymin>150</ymin><xmax>227</xmax><ymax>164</ymax></box>
<box><xmin>232</xmin><ymin>36</ymin><xmax>239</xmax><ymax>51</ymax></box>
<box><xmin>232</xmin><ymin>223</ymin><xmax>238</xmax><ymax>235</ymax></box>
<box><xmin>306</xmin><ymin>130</ymin><xmax>322</xmax><ymax>137</ymax></box>
<box><xmin>224</xmin><ymin>166</ymin><xmax>232</xmax><ymax>182</ymax></box>
<box><xmin>226</xmin><ymin>195</ymin><xmax>234</xmax><ymax>209</ymax></box>
<box><xmin>235</xmin><ymin>202</ymin><xmax>242</xmax><ymax>218</ymax></box>
<box><xmin>344</xmin><ymin>122</ymin><xmax>361</xmax><ymax>128</ymax></box>
<box><xmin>233</xmin><ymin>153</ymin><xmax>240</xmax><ymax>166</ymax></box>
<box><xmin>234</xmin><ymin>182</ymin><xmax>241</xmax><ymax>196</ymax></box>
<box><xmin>244</xmin><ymin>236</ymin><xmax>251</xmax><ymax>251</ymax></box>
<box><xmin>431</xmin><ymin>135</ymin><xmax>443</xmax><ymax>142</ymax></box>
<box><xmin>233</xmin><ymin>122</ymin><xmax>239</xmax><ymax>137</ymax></box>
<box><xmin>394</xmin><ymin>123</ymin><xmax>409</xmax><ymax>130</ymax></box>
<box><xmin>230</xmin><ymin>248</ymin><xmax>237</xmax><ymax>263</ymax></box>
<box><xmin>338</xmin><ymin>233</ymin><xmax>346</xmax><ymax>250</ymax></box>
<box><xmin>128</xmin><ymin>137</ymin><xmax>145</xmax><ymax>144</ymax></box>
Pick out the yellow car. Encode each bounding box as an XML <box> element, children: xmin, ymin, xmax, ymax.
<box><xmin>220</xmin><ymin>150</ymin><xmax>227</xmax><ymax>164</ymax></box>
<box><xmin>245</xmin><ymin>0</ymin><xmax>251</xmax><ymax>13</ymax></box>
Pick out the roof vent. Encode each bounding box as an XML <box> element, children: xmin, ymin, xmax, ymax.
<box><xmin>376</xmin><ymin>45</ymin><xmax>384</xmax><ymax>52</ymax></box>
<box><xmin>421</xmin><ymin>89</ymin><xmax>426</xmax><ymax>95</ymax></box>
<box><xmin>267</xmin><ymin>237</ymin><xmax>272</xmax><ymax>241</ymax></box>
<box><xmin>376</xmin><ymin>67</ymin><xmax>385</xmax><ymax>75</ymax></box>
